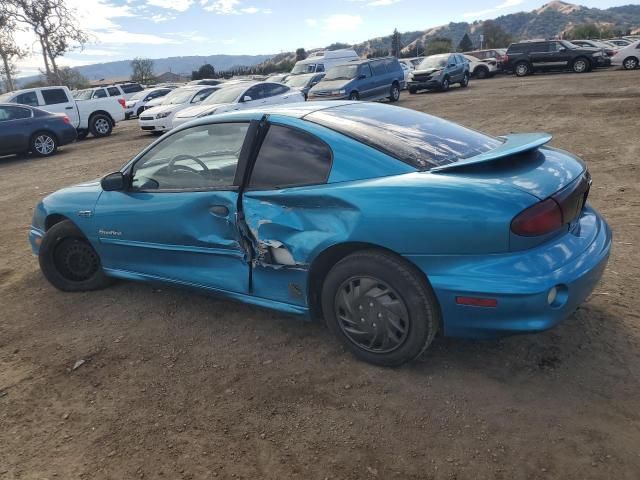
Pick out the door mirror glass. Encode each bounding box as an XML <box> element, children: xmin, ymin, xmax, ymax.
<box><xmin>357</xmin><ymin>74</ymin><xmax>367</xmax><ymax>80</ymax></box>
<box><xmin>101</xmin><ymin>172</ymin><xmax>127</xmax><ymax>191</ymax></box>
<box><xmin>242</xmin><ymin>95</ymin><xmax>253</xmax><ymax>102</ymax></box>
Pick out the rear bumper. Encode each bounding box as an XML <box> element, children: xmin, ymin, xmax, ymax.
<box><xmin>405</xmin><ymin>205</ymin><xmax>611</xmax><ymax>338</ymax></box>
<box><xmin>58</xmin><ymin>126</ymin><xmax>78</xmax><ymax>146</ymax></box>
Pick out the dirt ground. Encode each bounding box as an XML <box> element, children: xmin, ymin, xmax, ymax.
<box><xmin>1</xmin><ymin>69</ymin><xmax>639</xmax><ymax>480</ymax></box>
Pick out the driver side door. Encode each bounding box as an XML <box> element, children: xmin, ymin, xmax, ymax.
<box><xmin>94</xmin><ymin>122</ymin><xmax>253</xmax><ymax>294</ymax></box>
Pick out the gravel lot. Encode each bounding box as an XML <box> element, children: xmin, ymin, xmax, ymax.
<box><xmin>1</xmin><ymin>69</ymin><xmax>639</xmax><ymax>480</ymax></box>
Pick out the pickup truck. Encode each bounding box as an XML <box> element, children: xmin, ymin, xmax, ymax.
<box><xmin>0</xmin><ymin>86</ymin><xmax>125</xmax><ymax>139</ymax></box>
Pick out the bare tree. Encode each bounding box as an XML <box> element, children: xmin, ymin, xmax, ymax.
<box><xmin>3</xmin><ymin>0</ymin><xmax>88</xmax><ymax>84</ymax></box>
<box><xmin>130</xmin><ymin>58</ymin><xmax>155</xmax><ymax>84</ymax></box>
<box><xmin>0</xmin><ymin>12</ymin><xmax>25</xmax><ymax>92</ymax></box>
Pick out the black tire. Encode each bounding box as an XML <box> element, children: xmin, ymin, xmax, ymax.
<box><xmin>89</xmin><ymin>113</ymin><xmax>113</xmax><ymax>138</ymax></box>
<box><xmin>460</xmin><ymin>73</ymin><xmax>469</xmax><ymax>88</ymax></box>
<box><xmin>76</xmin><ymin>130</ymin><xmax>89</xmax><ymax>140</ymax></box>
<box><xmin>30</xmin><ymin>131</ymin><xmax>58</xmax><ymax>157</ymax></box>
<box><xmin>408</xmin><ymin>87</ymin><xmax>417</xmax><ymax>94</ymax></box>
<box><xmin>38</xmin><ymin>220</ymin><xmax>112</xmax><ymax>292</ymax></box>
<box><xmin>475</xmin><ymin>66</ymin><xmax>489</xmax><ymax>79</ymax></box>
<box><xmin>623</xmin><ymin>56</ymin><xmax>639</xmax><ymax>70</ymax></box>
<box><xmin>136</xmin><ymin>107</ymin><xmax>145</xmax><ymax>117</ymax></box>
<box><xmin>321</xmin><ymin>250</ymin><xmax>440</xmax><ymax>367</ymax></box>
<box><xmin>440</xmin><ymin>77</ymin><xmax>450</xmax><ymax>92</ymax></box>
<box><xmin>348</xmin><ymin>91</ymin><xmax>360</xmax><ymax>101</ymax></box>
<box><xmin>388</xmin><ymin>82</ymin><xmax>400</xmax><ymax>102</ymax></box>
<box><xmin>514</xmin><ymin>61</ymin><xmax>530</xmax><ymax>77</ymax></box>
<box><xmin>572</xmin><ymin>57</ymin><xmax>590</xmax><ymax>74</ymax></box>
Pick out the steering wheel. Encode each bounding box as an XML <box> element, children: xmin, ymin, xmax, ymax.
<box><xmin>167</xmin><ymin>154</ymin><xmax>210</xmax><ymax>176</ymax></box>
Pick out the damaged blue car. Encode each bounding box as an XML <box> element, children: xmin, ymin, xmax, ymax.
<box><xmin>29</xmin><ymin>102</ymin><xmax>611</xmax><ymax>366</ymax></box>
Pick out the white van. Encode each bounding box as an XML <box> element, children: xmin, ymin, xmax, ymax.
<box><xmin>291</xmin><ymin>49</ymin><xmax>360</xmax><ymax>75</ymax></box>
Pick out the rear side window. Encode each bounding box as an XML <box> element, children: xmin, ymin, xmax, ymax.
<box><xmin>93</xmin><ymin>89</ymin><xmax>107</xmax><ymax>98</ymax></box>
<box><xmin>107</xmin><ymin>87</ymin><xmax>120</xmax><ymax>96</ymax></box>
<box><xmin>0</xmin><ymin>105</ymin><xmax>31</xmax><ymax>121</ymax></box>
<box><xmin>121</xmin><ymin>83</ymin><xmax>143</xmax><ymax>94</ymax></box>
<box><xmin>249</xmin><ymin>125</ymin><xmax>332</xmax><ymax>189</ymax></box>
<box><xmin>507</xmin><ymin>43</ymin><xmax>530</xmax><ymax>54</ymax></box>
<box><xmin>371</xmin><ymin>61</ymin><xmax>386</xmax><ymax>75</ymax></box>
<box><xmin>316</xmin><ymin>64</ymin><xmax>325</xmax><ymax>72</ymax></box>
<box><xmin>42</xmin><ymin>88</ymin><xmax>69</xmax><ymax>105</ymax></box>
<box><xmin>264</xmin><ymin>83</ymin><xmax>289</xmax><ymax>96</ymax></box>
<box><xmin>15</xmin><ymin>91</ymin><xmax>39</xmax><ymax>107</ymax></box>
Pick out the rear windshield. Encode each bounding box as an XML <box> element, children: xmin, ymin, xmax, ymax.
<box><xmin>305</xmin><ymin>103</ymin><xmax>502</xmax><ymax>170</ymax></box>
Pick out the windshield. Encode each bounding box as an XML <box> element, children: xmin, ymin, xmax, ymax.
<box><xmin>291</xmin><ymin>63</ymin><xmax>316</xmax><ymax>74</ymax></box>
<box><xmin>324</xmin><ymin>64</ymin><xmax>359</xmax><ymax>81</ymax></box>
<box><xmin>418</xmin><ymin>55</ymin><xmax>448</xmax><ymax>70</ymax></box>
<box><xmin>74</xmin><ymin>89</ymin><xmax>93</xmax><ymax>100</ymax></box>
<box><xmin>161</xmin><ymin>88</ymin><xmax>195</xmax><ymax>105</ymax></box>
<box><xmin>129</xmin><ymin>90</ymin><xmax>148</xmax><ymax>101</ymax></box>
<box><xmin>285</xmin><ymin>75</ymin><xmax>313</xmax><ymax>87</ymax></box>
<box><xmin>201</xmin><ymin>85</ymin><xmax>246</xmax><ymax>105</ymax></box>
<box><xmin>307</xmin><ymin>103</ymin><xmax>502</xmax><ymax>170</ymax></box>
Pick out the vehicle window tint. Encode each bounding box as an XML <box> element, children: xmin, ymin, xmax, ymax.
<box><xmin>121</xmin><ymin>83</ymin><xmax>143</xmax><ymax>94</ymax></box>
<box><xmin>192</xmin><ymin>88</ymin><xmax>215</xmax><ymax>103</ymax></box>
<box><xmin>548</xmin><ymin>42</ymin><xmax>563</xmax><ymax>52</ymax></box>
<box><xmin>107</xmin><ymin>87</ymin><xmax>120</xmax><ymax>96</ymax></box>
<box><xmin>249</xmin><ymin>125</ymin><xmax>332</xmax><ymax>189</ymax></box>
<box><xmin>41</xmin><ymin>88</ymin><xmax>69</xmax><ymax>105</ymax></box>
<box><xmin>371</xmin><ymin>61</ymin><xmax>386</xmax><ymax>75</ymax></box>
<box><xmin>15</xmin><ymin>91</ymin><xmax>39</xmax><ymax>107</ymax></box>
<box><xmin>316</xmin><ymin>63</ymin><xmax>325</xmax><ymax>72</ymax></box>
<box><xmin>93</xmin><ymin>89</ymin><xmax>107</xmax><ymax>98</ymax></box>
<box><xmin>264</xmin><ymin>83</ymin><xmax>289</xmax><ymax>96</ymax></box>
<box><xmin>359</xmin><ymin>64</ymin><xmax>372</xmax><ymax>78</ymax></box>
<box><xmin>0</xmin><ymin>105</ymin><xmax>31</xmax><ymax>121</ymax></box>
<box><xmin>244</xmin><ymin>84</ymin><xmax>265</xmax><ymax>100</ymax></box>
<box><xmin>131</xmin><ymin>123</ymin><xmax>249</xmax><ymax>191</ymax></box>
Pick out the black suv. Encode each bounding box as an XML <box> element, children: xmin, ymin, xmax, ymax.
<box><xmin>504</xmin><ymin>40</ymin><xmax>611</xmax><ymax>76</ymax></box>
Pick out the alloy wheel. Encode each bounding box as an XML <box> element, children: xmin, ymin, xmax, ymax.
<box><xmin>624</xmin><ymin>58</ymin><xmax>638</xmax><ymax>70</ymax></box>
<box><xmin>574</xmin><ymin>60</ymin><xmax>587</xmax><ymax>73</ymax></box>
<box><xmin>334</xmin><ymin>275</ymin><xmax>410</xmax><ymax>354</ymax></box>
<box><xmin>34</xmin><ymin>135</ymin><xmax>55</xmax><ymax>155</ymax></box>
<box><xmin>516</xmin><ymin>64</ymin><xmax>528</xmax><ymax>76</ymax></box>
<box><xmin>95</xmin><ymin>118</ymin><xmax>111</xmax><ymax>135</ymax></box>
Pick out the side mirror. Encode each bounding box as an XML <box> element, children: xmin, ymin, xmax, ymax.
<box><xmin>101</xmin><ymin>171</ymin><xmax>126</xmax><ymax>191</ymax></box>
<box><xmin>242</xmin><ymin>95</ymin><xmax>253</xmax><ymax>102</ymax></box>
<box><xmin>449</xmin><ymin>63</ymin><xmax>456</xmax><ymax>67</ymax></box>
<box><xmin>310</xmin><ymin>81</ymin><xmax>318</xmax><ymax>86</ymax></box>
<box><xmin>358</xmin><ymin>74</ymin><xmax>367</xmax><ymax>80</ymax></box>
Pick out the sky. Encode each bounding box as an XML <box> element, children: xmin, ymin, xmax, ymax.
<box><xmin>12</xmin><ymin>0</ymin><xmax>632</xmax><ymax>76</ymax></box>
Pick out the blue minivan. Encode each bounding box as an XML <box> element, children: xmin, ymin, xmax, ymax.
<box><xmin>307</xmin><ymin>57</ymin><xmax>405</xmax><ymax>102</ymax></box>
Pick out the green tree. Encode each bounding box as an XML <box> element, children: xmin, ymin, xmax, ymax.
<box><xmin>425</xmin><ymin>38</ymin><xmax>452</xmax><ymax>56</ymax></box>
<box><xmin>295</xmin><ymin>47</ymin><xmax>307</xmax><ymax>61</ymax></box>
<box><xmin>458</xmin><ymin>33</ymin><xmax>473</xmax><ymax>52</ymax></box>
<box><xmin>0</xmin><ymin>12</ymin><xmax>25</xmax><ymax>92</ymax></box>
<box><xmin>565</xmin><ymin>23</ymin><xmax>610</xmax><ymax>40</ymax></box>
<box><xmin>192</xmin><ymin>63</ymin><xmax>215</xmax><ymax>80</ymax></box>
<box><xmin>391</xmin><ymin>28</ymin><xmax>402</xmax><ymax>57</ymax></box>
<box><xmin>367</xmin><ymin>48</ymin><xmax>389</xmax><ymax>58</ymax></box>
<box><xmin>130</xmin><ymin>57</ymin><xmax>155</xmax><ymax>84</ymax></box>
<box><xmin>56</xmin><ymin>66</ymin><xmax>89</xmax><ymax>89</ymax></box>
<box><xmin>326</xmin><ymin>42</ymin><xmax>351</xmax><ymax>51</ymax></box>
<box><xmin>481</xmin><ymin>20</ymin><xmax>513</xmax><ymax>49</ymax></box>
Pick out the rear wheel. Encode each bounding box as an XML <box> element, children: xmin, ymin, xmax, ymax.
<box><xmin>321</xmin><ymin>250</ymin><xmax>440</xmax><ymax>367</ymax></box>
<box><xmin>514</xmin><ymin>62</ymin><xmax>530</xmax><ymax>77</ymax></box>
<box><xmin>572</xmin><ymin>57</ymin><xmax>589</xmax><ymax>73</ymax></box>
<box><xmin>460</xmin><ymin>73</ymin><xmax>469</xmax><ymax>87</ymax></box>
<box><xmin>388</xmin><ymin>82</ymin><xmax>401</xmax><ymax>102</ymax></box>
<box><xmin>89</xmin><ymin>114</ymin><xmax>113</xmax><ymax>137</ymax></box>
<box><xmin>39</xmin><ymin>220</ymin><xmax>112</xmax><ymax>292</ymax></box>
<box><xmin>475</xmin><ymin>66</ymin><xmax>489</xmax><ymax>79</ymax></box>
<box><xmin>30</xmin><ymin>132</ymin><xmax>58</xmax><ymax>157</ymax></box>
<box><xmin>348</xmin><ymin>91</ymin><xmax>360</xmax><ymax>101</ymax></box>
<box><xmin>623</xmin><ymin>56</ymin><xmax>638</xmax><ymax>70</ymax></box>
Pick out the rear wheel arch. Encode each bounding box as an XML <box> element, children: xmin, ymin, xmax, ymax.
<box><xmin>89</xmin><ymin>110</ymin><xmax>115</xmax><ymax>125</ymax></box>
<box><xmin>307</xmin><ymin>242</ymin><xmax>438</xmax><ymax>320</ymax></box>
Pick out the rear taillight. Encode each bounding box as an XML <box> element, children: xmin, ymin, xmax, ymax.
<box><xmin>511</xmin><ymin>198</ymin><xmax>563</xmax><ymax>236</ymax></box>
<box><xmin>62</xmin><ymin>115</ymin><xmax>70</xmax><ymax>124</ymax></box>
<box><xmin>118</xmin><ymin>98</ymin><xmax>126</xmax><ymax>108</ymax></box>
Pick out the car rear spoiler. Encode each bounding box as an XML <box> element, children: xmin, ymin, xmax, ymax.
<box><xmin>430</xmin><ymin>132</ymin><xmax>552</xmax><ymax>173</ymax></box>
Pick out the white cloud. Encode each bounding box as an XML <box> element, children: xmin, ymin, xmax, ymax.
<box><xmin>323</xmin><ymin>14</ymin><xmax>363</xmax><ymax>33</ymax></box>
<box><xmin>463</xmin><ymin>0</ymin><xmax>524</xmax><ymax>19</ymax></box>
<box><xmin>201</xmin><ymin>0</ymin><xmax>270</xmax><ymax>14</ymax></box>
<box><xmin>98</xmin><ymin>29</ymin><xmax>180</xmax><ymax>45</ymax></box>
<box><xmin>348</xmin><ymin>0</ymin><xmax>401</xmax><ymax>5</ymax></box>
<box><xmin>305</xmin><ymin>18</ymin><xmax>318</xmax><ymax>27</ymax></box>
<box><xmin>146</xmin><ymin>0</ymin><xmax>193</xmax><ymax>12</ymax></box>
<box><xmin>150</xmin><ymin>13</ymin><xmax>177</xmax><ymax>22</ymax></box>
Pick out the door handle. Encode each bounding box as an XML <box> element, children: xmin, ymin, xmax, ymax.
<box><xmin>209</xmin><ymin>205</ymin><xmax>229</xmax><ymax>217</ymax></box>
<box><xmin>65</xmin><ymin>106</ymin><xmax>74</xmax><ymax>110</ymax></box>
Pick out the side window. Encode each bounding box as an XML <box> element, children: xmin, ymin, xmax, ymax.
<box><xmin>359</xmin><ymin>64</ymin><xmax>372</xmax><ymax>78</ymax></box>
<box><xmin>0</xmin><ymin>106</ymin><xmax>31</xmax><ymax>121</ymax></box>
<box><xmin>191</xmin><ymin>88</ymin><xmax>214</xmax><ymax>103</ymax></box>
<box><xmin>249</xmin><ymin>125</ymin><xmax>332</xmax><ymax>190</ymax></box>
<box><xmin>244</xmin><ymin>85</ymin><xmax>265</xmax><ymax>100</ymax></box>
<box><xmin>548</xmin><ymin>42</ymin><xmax>562</xmax><ymax>52</ymax></box>
<box><xmin>107</xmin><ymin>87</ymin><xmax>121</xmax><ymax>96</ymax></box>
<box><xmin>121</xmin><ymin>83</ymin><xmax>143</xmax><ymax>94</ymax></box>
<box><xmin>264</xmin><ymin>83</ymin><xmax>289</xmax><ymax>97</ymax></box>
<box><xmin>42</xmin><ymin>88</ymin><xmax>69</xmax><ymax>105</ymax></box>
<box><xmin>15</xmin><ymin>91</ymin><xmax>39</xmax><ymax>107</ymax></box>
<box><xmin>316</xmin><ymin>63</ymin><xmax>325</xmax><ymax>72</ymax></box>
<box><xmin>371</xmin><ymin>61</ymin><xmax>386</xmax><ymax>75</ymax></box>
<box><xmin>131</xmin><ymin>123</ymin><xmax>249</xmax><ymax>191</ymax></box>
<box><xmin>93</xmin><ymin>89</ymin><xmax>107</xmax><ymax>98</ymax></box>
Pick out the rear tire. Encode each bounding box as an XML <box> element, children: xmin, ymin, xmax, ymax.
<box><xmin>136</xmin><ymin>107</ymin><xmax>145</xmax><ymax>117</ymax></box>
<box><xmin>623</xmin><ymin>56</ymin><xmax>638</xmax><ymax>70</ymax></box>
<box><xmin>321</xmin><ymin>250</ymin><xmax>440</xmax><ymax>367</ymax></box>
<box><xmin>388</xmin><ymin>82</ymin><xmax>401</xmax><ymax>102</ymax></box>
<box><xmin>514</xmin><ymin>61</ymin><xmax>530</xmax><ymax>77</ymax></box>
<box><xmin>38</xmin><ymin>220</ymin><xmax>112</xmax><ymax>292</ymax></box>
<box><xmin>30</xmin><ymin>132</ymin><xmax>58</xmax><ymax>157</ymax></box>
<box><xmin>475</xmin><ymin>66</ymin><xmax>489</xmax><ymax>79</ymax></box>
<box><xmin>89</xmin><ymin>114</ymin><xmax>113</xmax><ymax>138</ymax></box>
<box><xmin>460</xmin><ymin>73</ymin><xmax>469</xmax><ymax>87</ymax></box>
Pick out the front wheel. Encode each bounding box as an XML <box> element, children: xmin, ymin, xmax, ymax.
<box><xmin>30</xmin><ymin>132</ymin><xmax>58</xmax><ymax>157</ymax></box>
<box><xmin>475</xmin><ymin>67</ymin><xmax>489</xmax><ymax>79</ymax></box>
<box><xmin>90</xmin><ymin>114</ymin><xmax>113</xmax><ymax>137</ymax></box>
<box><xmin>572</xmin><ymin>57</ymin><xmax>589</xmax><ymax>73</ymax></box>
<box><xmin>460</xmin><ymin>73</ymin><xmax>469</xmax><ymax>88</ymax></box>
<box><xmin>322</xmin><ymin>250</ymin><xmax>440</xmax><ymax>367</ymax></box>
<box><xmin>514</xmin><ymin>62</ymin><xmax>530</xmax><ymax>77</ymax></box>
<box><xmin>388</xmin><ymin>83</ymin><xmax>400</xmax><ymax>102</ymax></box>
<box><xmin>623</xmin><ymin>56</ymin><xmax>639</xmax><ymax>70</ymax></box>
<box><xmin>38</xmin><ymin>220</ymin><xmax>112</xmax><ymax>292</ymax></box>
<box><xmin>440</xmin><ymin>77</ymin><xmax>450</xmax><ymax>92</ymax></box>
<box><xmin>348</xmin><ymin>91</ymin><xmax>360</xmax><ymax>101</ymax></box>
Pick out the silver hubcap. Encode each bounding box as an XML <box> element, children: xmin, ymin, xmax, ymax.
<box><xmin>625</xmin><ymin>58</ymin><xmax>637</xmax><ymax>69</ymax></box>
<box><xmin>517</xmin><ymin>65</ymin><xmax>527</xmax><ymax>75</ymax></box>
<box><xmin>392</xmin><ymin>87</ymin><xmax>399</xmax><ymax>99</ymax></box>
<box><xmin>575</xmin><ymin>61</ymin><xmax>586</xmax><ymax>72</ymax></box>
<box><xmin>34</xmin><ymin>135</ymin><xmax>55</xmax><ymax>155</ymax></box>
<box><xmin>95</xmin><ymin>118</ymin><xmax>110</xmax><ymax>134</ymax></box>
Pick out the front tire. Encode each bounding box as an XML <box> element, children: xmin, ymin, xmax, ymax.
<box><xmin>348</xmin><ymin>91</ymin><xmax>360</xmax><ymax>101</ymax></box>
<box><xmin>440</xmin><ymin>77</ymin><xmax>450</xmax><ymax>92</ymax></box>
<box><xmin>321</xmin><ymin>250</ymin><xmax>440</xmax><ymax>367</ymax></box>
<box><xmin>388</xmin><ymin>82</ymin><xmax>400</xmax><ymax>102</ymax></box>
<box><xmin>89</xmin><ymin>113</ymin><xmax>113</xmax><ymax>138</ymax></box>
<box><xmin>623</xmin><ymin>56</ymin><xmax>639</xmax><ymax>70</ymax></box>
<box><xmin>30</xmin><ymin>132</ymin><xmax>58</xmax><ymax>157</ymax></box>
<box><xmin>460</xmin><ymin>73</ymin><xmax>469</xmax><ymax>87</ymax></box>
<box><xmin>475</xmin><ymin>66</ymin><xmax>489</xmax><ymax>79</ymax></box>
<box><xmin>572</xmin><ymin>57</ymin><xmax>589</xmax><ymax>73</ymax></box>
<box><xmin>38</xmin><ymin>220</ymin><xmax>112</xmax><ymax>292</ymax></box>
